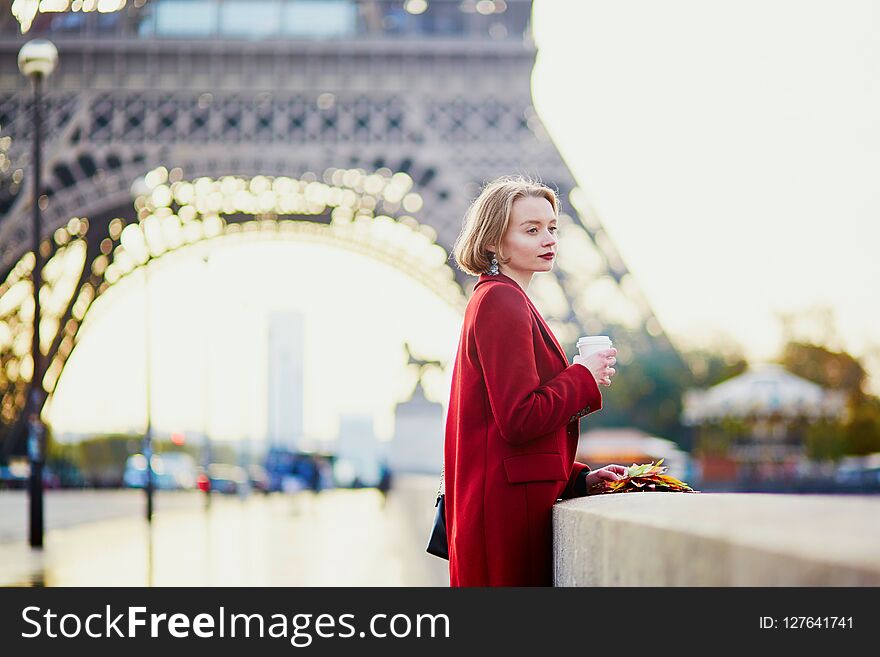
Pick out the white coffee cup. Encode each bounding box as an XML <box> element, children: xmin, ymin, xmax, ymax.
<box><xmin>576</xmin><ymin>335</ymin><xmax>613</xmax><ymax>359</ymax></box>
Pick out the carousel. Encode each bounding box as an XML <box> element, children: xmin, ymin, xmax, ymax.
<box><xmin>682</xmin><ymin>364</ymin><xmax>846</xmax><ymax>481</ymax></box>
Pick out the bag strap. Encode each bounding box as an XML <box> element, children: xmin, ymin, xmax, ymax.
<box><xmin>437</xmin><ymin>463</ymin><xmax>445</xmax><ymax>498</ymax></box>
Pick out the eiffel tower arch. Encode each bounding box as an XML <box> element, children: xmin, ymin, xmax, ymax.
<box><xmin>0</xmin><ymin>1</ymin><xmax>672</xmax><ymax>433</ymax></box>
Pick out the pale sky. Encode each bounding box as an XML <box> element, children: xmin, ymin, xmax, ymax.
<box><xmin>532</xmin><ymin>0</ymin><xmax>880</xmax><ymax>389</ymax></box>
<box><xmin>47</xmin><ymin>0</ymin><xmax>880</xmax><ymax>441</ymax></box>
<box><xmin>48</xmin><ymin>238</ymin><xmax>463</xmax><ymax>443</ymax></box>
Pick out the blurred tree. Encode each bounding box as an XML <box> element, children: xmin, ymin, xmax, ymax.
<box><xmin>782</xmin><ymin>342</ymin><xmax>867</xmax><ymax>405</ymax></box>
<box><xmin>45</xmin><ymin>439</ymin><xmax>86</xmax><ymax>488</ymax></box>
<box><xmin>76</xmin><ymin>434</ymin><xmax>139</xmax><ymax>487</ymax></box>
<box><xmin>805</xmin><ymin>419</ymin><xmax>846</xmax><ymax>461</ymax></box>
<box><xmin>586</xmin><ymin>324</ymin><xmax>747</xmax><ymax>451</ymax></box>
<box><xmin>782</xmin><ymin>341</ymin><xmax>880</xmax><ymax>457</ymax></box>
<box><xmin>843</xmin><ymin>398</ymin><xmax>880</xmax><ymax>456</ymax></box>
<box><xmin>1</xmin><ymin>417</ymin><xmax>55</xmax><ymax>464</ymax></box>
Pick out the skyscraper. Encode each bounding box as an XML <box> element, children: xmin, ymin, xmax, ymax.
<box><xmin>267</xmin><ymin>311</ymin><xmax>305</xmax><ymax>451</ymax></box>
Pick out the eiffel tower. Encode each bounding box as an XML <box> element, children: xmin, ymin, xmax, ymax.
<box><xmin>0</xmin><ymin>0</ymin><xmax>674</xmax><ymax>436</ymax></box>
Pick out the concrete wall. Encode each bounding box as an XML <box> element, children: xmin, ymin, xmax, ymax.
<box><xmin>553</xmin><ymin>492</ymin><xmax>880</xmax><ymax>586</ymax></box>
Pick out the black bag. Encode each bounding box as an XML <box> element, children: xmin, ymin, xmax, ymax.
<box><xmin>426</xmin><ymin>493</ymin><xmax>448</xmax><ymax>560</ymax></box>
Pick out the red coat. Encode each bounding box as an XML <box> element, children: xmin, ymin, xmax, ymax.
<box><xmin>444</xmin><ymin>273</ymin><xmax>603</xmax><ymax>587</ymax></box>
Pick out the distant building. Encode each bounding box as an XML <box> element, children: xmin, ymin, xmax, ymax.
<box><xmin>388</xmin><ymin>381</ymin><xmax>443</xmax><ymax>474</ymax></box>
<box><xmin>682</xmin><ymin>363</ymin><xmax>847</xmax><ymax>481</ymax></box>
<box><xmin>335</xmin><ymin>414</ymin><xmax>382</xmax><ymax>487</ymax></box>
<box><xmin>682</xmin><ymin>363</ymin><xmax>846</xmax><ymax>424</ymax></box>
<box><xmin>577</xmin><ymin>427</ymin><xmax>691</xmax><ymax>482</ymax></box>
<box><xmin>267</xmin><ymin>311</ymin><xmax>305</xmax><ymax>451</ymax></box>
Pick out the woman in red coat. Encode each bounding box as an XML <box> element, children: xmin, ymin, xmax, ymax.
<box><xmin>445</xmin><ymin>176</ymin><xmax>625</xmax><ymax>587</ymax></box>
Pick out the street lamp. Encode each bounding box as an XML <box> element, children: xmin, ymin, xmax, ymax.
<box><xmin>18</xmin><ymin>38</ymin><xmax>58</xmax><ymax>549</ymax></box>
<box><xmin>130</xmin><ymin>176</ymin><xmax>155</xmax><ymax>523</ymax></box>
<box><xmin>202</xmin><ymin>249</ymin><xmax>212</xmax><ymax>510</ymax></box>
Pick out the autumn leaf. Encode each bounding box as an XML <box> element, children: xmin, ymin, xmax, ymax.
<box><xmin>588</xmin><ymin>459</ymin><xmax>698</xmax><ymax>495</ymax></box>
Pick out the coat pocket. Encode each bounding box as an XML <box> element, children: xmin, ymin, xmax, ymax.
<box><xmin>502</xmin><ymin>453</ymin><xmax>567</xmax><ymax>484</ymax></box>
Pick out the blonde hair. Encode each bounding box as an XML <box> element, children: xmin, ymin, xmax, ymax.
<box><xmin>452</xmin><ymin>176</ymin><xmax>559</xmax><ymax>276</ymax></box>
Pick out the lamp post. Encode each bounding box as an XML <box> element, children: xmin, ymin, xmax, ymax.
<box><xmin>130</xmin><ymin>176</ymin><xmax>154</xmax><ymax>523</ymax></box>
<box><xmin>143</xmin><ymin>258</ymin><xmax>154</xmax><ymax>524</ymax></box>
<box><xmin>18</xmin><ymin>39</ymin><xmax>58</xmax><ymax>549</ymax></box>
<box><xmin>202</xmin><ymin>249</ymin><xmax>211</xmax><ymax>510</ymax></box>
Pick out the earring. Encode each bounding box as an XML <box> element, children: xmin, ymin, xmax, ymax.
<box><xmin>488</xmin><ymin>254</ymin><xmax>499</xmax><ymax>276</ymax></box>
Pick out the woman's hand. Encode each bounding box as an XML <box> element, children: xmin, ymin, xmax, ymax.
<box><xmin>583</xmin><ymin>464</ymin><xmax>628</xmax><ymax>492</ymax></box>
<box><xmin>573</xmin><ymin>348</ymin><xmax>617</xmax><ymax>386</ymax></box>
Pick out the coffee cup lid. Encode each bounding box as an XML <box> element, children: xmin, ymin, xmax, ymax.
<box><xmin>577</xmin><ymin>335</ymin><xmax>612</xmax><ymax>346</ymax></box>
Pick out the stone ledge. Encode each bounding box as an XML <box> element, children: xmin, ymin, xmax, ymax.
<box><xmin>553</xmin><ymin>492</ymin><xmax>880</xmax><ymax>586</ymax></box>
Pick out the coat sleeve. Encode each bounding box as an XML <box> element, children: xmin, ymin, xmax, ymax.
<box><xmin>560</xmin><ymin>461</ymin><xmax>592</xmax><ymax>499</ymax></box>
<box><xmin>473</xmin><ymin>284</ymin><xmax>602</xmax><ymax>446</ymax></box>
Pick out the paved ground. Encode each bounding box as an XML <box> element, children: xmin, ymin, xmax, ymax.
<box><xmin>0</xmin><ymin>475</ymin><xmax>449</xmax><ymax>586</ymax></box>
<box><xmin>0</xmin><ymin>488</ymin><xmax>206</xmax><ymax>544</ymax></box>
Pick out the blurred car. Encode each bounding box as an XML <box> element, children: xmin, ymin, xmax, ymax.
<box><xmin>123</xmin><ymin>454</ymin><xmax>149</xmax><ymax>488</ymax></box>
<box><xmin>0</xmin><ymin>462</ymin><xmax>29</xmax><ymax>489</ymax></box>
<box><xmin>246</xmin><ymin>464</ymin><xmax>270</xmax><ymax>494</ymax></box>
<box><xmin>158</xmin><ymin>452</ymin><xmax>197</xmax><ymax>489</ymax></box>
<box><xmin>263</xmin><ymin>448</ymin><xmax>335</xmax><ymax>493</ymax></box>
<box><xmin>50</xmin><ymin>461</ymin><xmax>86</xmax><ymax>488</ymax></box>
<box><xmin>123</xmin><ymin>453</ymin><xmax>197</xmax><ymax>490</ymax></box>
<box><xmin>204</xmin><ymin>463</ymin><xmax>250</xmax><ymax>495</ymax></box>
<box><xmin>1</xmin><ymin>462</ymin><xmax>70</xmax><ymax>490</ymax></box>
<box><xmin>834</xmin><ymin>465</ymin><xmax>880</xmax><ymax>490</ymax></box>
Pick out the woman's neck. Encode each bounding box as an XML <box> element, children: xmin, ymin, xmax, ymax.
<box><xmin>498</xmin><ymin>266</ymin><xmax>533</xmax><ymax>292</ymax></box>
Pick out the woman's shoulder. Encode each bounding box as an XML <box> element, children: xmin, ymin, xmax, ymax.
<box><xmin>468</xmin><ymin>279</ymin><xmax>529</xmax><ymax>320</ymax></box>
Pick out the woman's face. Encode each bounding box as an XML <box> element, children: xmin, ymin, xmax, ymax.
<box><xmin>494</xmin><ymin>195</ymin><xmax>558</xmax><ymax>277</ymax></box>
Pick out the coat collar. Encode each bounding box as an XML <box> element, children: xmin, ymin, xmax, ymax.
<box><xmin>474</xmin><ymin>273</ymin><xmax>569</xmax><ymax>367</ymax></box>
